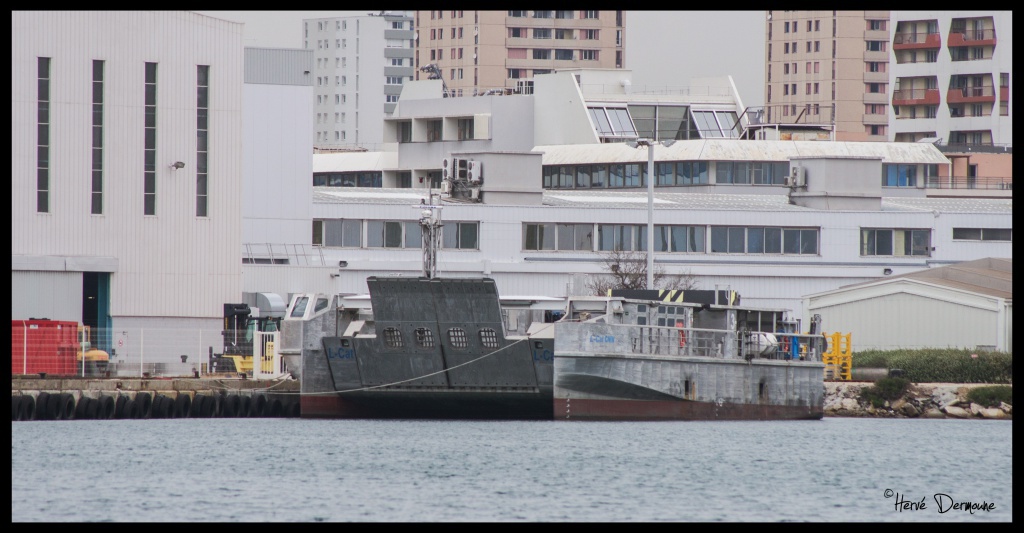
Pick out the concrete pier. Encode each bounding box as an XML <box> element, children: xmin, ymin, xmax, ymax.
<box><xmin>11</xmin><ymin>374</ymin><xmax>302</xmax><ymax>420</ymax></box>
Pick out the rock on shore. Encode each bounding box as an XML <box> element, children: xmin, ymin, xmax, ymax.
<box><xmin>824</xmin><ymin>382</ymin><xmax>1012</xmax><ymax>419</ymax></box>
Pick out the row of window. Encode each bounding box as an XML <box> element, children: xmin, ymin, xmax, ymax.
<box><xmin>507</xmin><ymin>11</ymin><xmax>598</xmax><ymax>19</ymax></box>
<box><xmin>382</xmin><ymin>326</ymin><xmax>501</xmax><ymax>350</ymax></box>
<box><xmin>36</xmin><ymin>58</ymin><xmax>209</xmax><ymax>217</ymax></box>
<box><xmin>313</xmin><ymin>172</ymin><xmax>382</xmax><ymax>188</ymax></box>
<box><xmin>313</xmin><ymin>219</ymin><xmax>479</xmax><ymax>249</ymax></box>
<box><xmin>509</xmin><ymin>28</ymin><xmax>601</xmax><ymax>40</ymax></box>
<box><xmin>506</xmin><ymin>49</ymin><xmax>598</xmax><ymax>61</ymax></box>
<box><xmin>313</xmin><ymin>218</ymin><xmax>1010</xmax><ymax>255</ymax></box>
<box><xmin>541</xmin><ymin>161</ymin><xmax>787</xmax><ymax>189</ymax></box>
<box><xmin>783</xmin><ymin>19</ymin><xmax>822</xmax><ymax>33</ymax></box>
<box><xmin>784</xmin><ymin>41</ymin><xmax>821</xmax><ymax>54</ymax></box>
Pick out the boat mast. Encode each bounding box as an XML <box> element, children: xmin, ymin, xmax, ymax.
<box><xmin>418</xmin><ymin>194</ymin><xmax>443</xmax><ymax>278</ymax></box>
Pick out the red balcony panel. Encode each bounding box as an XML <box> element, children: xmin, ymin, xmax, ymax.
<box><xmin>893</xmin><ymin>88</ymin><xmax>940</xmax><ymax>107</ymax></box>
<box><xmin>947</xmin><ymin>87</ymin><xmax>995</xmax><ymax>104</ymax></box>
<box><xmin>893</xmin><ymin>32</ymin><xmax>940</xmax><ymax>50</ymax></box>
<box><xmin>947</xmin><ymin>29</ymin><xmax>997</xmax><ymax>48</ymax></box>
<box><xmin>1000</xmin><ymin>86</ymin><xmax>1009</xmax><ymax>102</ymax></box>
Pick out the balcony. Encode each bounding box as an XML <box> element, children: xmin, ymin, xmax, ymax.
<box><xmin>948</xmin><ymin>28</ymin><xmax>997</xmax><ymax>48</ymax></box>
<box><xmin>863</xmin><ymin>71</ymin><xmax>888</xmax><ymax>83</ymax></box>
<box><xmin>864</xmin><ymin>92</ymin><xmax>889</xmax><ymax>104</ymax></box>
<box><xmin>999</xmin><ymin>86</ymin><xmax>1009</xmax><ymax>102</ymax></box>
<box><xmin>862</xmin><ymin>113</ymin><xmax>888</xmax><ymax>125</ymax></box>
<box><xmin>946</xmin><ymin>86</ymin><xmax>995</xmax><ymax>104</ymax></box>
<box><xmin>863</xmin><ymin>50</ymin><xmax>888</xmax><ymax>61</ymax></box>
<box><xmin>892</xmin><ymin>88</ymin><xmax>940</xmax><ymax>106</ymax></box>
<box><xmin>892</xmin><ymin>32</ymin><xmax>940</xmax><ymax>50</ymax></box>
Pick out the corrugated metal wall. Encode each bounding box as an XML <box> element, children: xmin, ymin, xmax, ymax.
<box><xmin>12</xmin><ymin>12</ymin><xmax>245</xmax><ymax>320</ymax></box>
<box><xmin>812</xmin><ymin>292</ymin><xmax>998</xmax><ymax>350</ymax></box>
<box><xmin>244</xmin><ymin>48</ymin><xmax>313</xmax><ymax>86</ymax></box>
<box><xmin>11</xmin><ymin>272</ymin><xmax>84</xmax><ymax>323</ymax></box>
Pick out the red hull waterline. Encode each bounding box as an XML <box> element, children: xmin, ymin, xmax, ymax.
<box><xmin>555</xmin><ymin>398</ymin><xmax>823</xmax><ymax>421</ymax></box>
<box><xmin>301</xmin><ymin>393</ymin><xmax>552</xmax><ymax>420</ymax></box>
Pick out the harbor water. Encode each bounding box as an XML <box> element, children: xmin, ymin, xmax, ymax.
<box><xmin>12</xmin><ymin>417</ymin><xmax>1012</xmax><ymax>522</ymax></box>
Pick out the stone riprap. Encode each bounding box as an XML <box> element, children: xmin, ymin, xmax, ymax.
<box><xmin>824</xmin><ymin>382</ymin><xmax>1012</xmax><ymax>419</ymax></box>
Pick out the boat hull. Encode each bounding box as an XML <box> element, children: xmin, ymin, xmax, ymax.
<box><xmin>554</xmin><ymin>353</ymin><xmax>824</xmax><ymax>422</ymax></box>
<box><xmin>554</xmin><ymin>397</ymin><xmax>823</xmax><ymax>421</ymax></box>
<box><xmin>301</xmin><ymin>388</ymin><xmax>552</xmax><ymax>419</ymax></box>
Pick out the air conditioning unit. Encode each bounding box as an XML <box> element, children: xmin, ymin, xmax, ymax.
<box><xmin>441</xmin><ymin>180</ymin><xmax>452</xmax><ymax>194</ymax></box>
<box><xmin>789</xmin><ymin>166</ymin><xmax>805</xmax><ymax>187</ymax></box>
<box><xmin>442</xmin><ymin>157</ymin><xmax>455</xmax><ymax>180</ymax></box>
<box><xmin>467</xmin><ymin>160</ymin><xmax>483</xmax><ymax>183</ymax></box>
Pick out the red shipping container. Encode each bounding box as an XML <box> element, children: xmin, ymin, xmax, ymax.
<box><xmin>11</xmin><ymin>320</ymin><xmax>80</xmax><ymax>376</ymax></box>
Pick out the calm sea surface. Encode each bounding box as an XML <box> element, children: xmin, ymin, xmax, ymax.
<box><xmin>11</xmin><ymin>417</ymin><xmax>1012</xmax><ymax>522</ymax></box>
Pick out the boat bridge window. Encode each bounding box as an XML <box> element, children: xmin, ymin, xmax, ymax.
<box><xmin>414</xmin><ymin>328</ymin><xmax>435</xmax><ymax>347</ymax></box>
<box><xmin>448</xmin><ymin>328</ymin><xmax>468</xmax><ymax>349</ymax></box>
<box><xmin>383</xmin><ymin>327</ymin><xmax>404</xmax><ymax>348</ymax></box>
<box><xmin>290</xmin><ymin>297</ymin><xmax>309</xmax><ymax>318</ymax></box>
<box><xmin>314</xmin><ymin>298</ymin><xmax>330</xmax><ymax>313</ymax></box>
<box><xmin>479</xmin><ymin>328</ymin><xmax>499</xmax><ymax>349</ymax></box>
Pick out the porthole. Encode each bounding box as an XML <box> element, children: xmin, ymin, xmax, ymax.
<box><xmin>415</xmin><ymin>327</ymin><xmax>435</xmax><ymax>348</ymax></box>
<box><xmin>479</xmin><ymin>328</ymin><xmax>499</xmax><ymax>349</ymax></box>
<box><xmin>383</xmin><ymin>327</ymin><xmax>403</xmax><ymax>348</ymax></box>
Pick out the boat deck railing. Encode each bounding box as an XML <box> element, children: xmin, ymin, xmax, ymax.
<box><xmin>555</xmin><ymin>321</ymin><xmax>824</xmax><ymax>362</ymax></box>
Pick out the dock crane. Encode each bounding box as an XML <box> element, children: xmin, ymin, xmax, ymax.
<box><xmin>420</xmin><ymin>64</ymin><xmax>450</xmax><ymax>98</ymax></box>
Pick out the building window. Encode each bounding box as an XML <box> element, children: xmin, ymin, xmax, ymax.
<box><xmin>144</xmin><ymin>62</ymin><xmax>157</xmax><ymax>215</ymax></box>
<box><xmin>457</xmin><ymin>118</ymin><xmax>474</xmax><ymax>140</ymax></box>
<box><xmin>523</xmin><ymin>223</ymin><xmax>555</xmax><ymax>250</ymax></box>
<box><xmin>653</xmin><ymin>225</ymin><xmax>706</xmax><ymax>252</ymax></box>
<box><xmin>196</xmin><ymin>65</ymin><xmax>209</xmax><ymax>217</ymax></box>
<box><xmin>866</xmin><ymin>40</ymin><xmax>886</xmax><ymax>52</ymax></box>
<box><xmin>367</xmin><ymin>220</ymin><xmax>412</xmax><ymax>248</ymax></box>
<box><xmin>882</xmin><ymin>164</ymin><xmax>918</xmax><ymax>187</ymax></box>
<box><xmin>508</xmin><ymin>10</ymin><xmax>527</xmax><ymax>17</ymax></box>
<box><xmin>582</xmin><ymin>29</ymin><xmax>599</xmax><ymax>40</ymax></box>
<box><xmin>91</xmin><ymin>60</ymin><xmax>104</xmax><ymax>215</ymax></box>
<box><xmin>556</xmin><ymin>223</ymin><xmax>595</xmax><ymax>251</ymax></box>
<box><xmin>555</xmin><ymin>49</ymin><xmax>574</xmax><ymax>61</ymax></box>
<box><xmin>597</xmin><ymin>224</ymin><xmax>642</xmax><ymax>251</ymax></box>
<box><xmin>313</xmin><ymin>219</ymin><xmax>362</xmax><ymax>247</ymax></box>
<box><xmin>533</xmin><ymin>28</ymin><xmax>551</xmax><ymax>39</ymax></box>
<box><xmin>953</xmin><ymin>228</ymin><xmax>1011</xmax><ymax>241</ymax></box>
<box><xmin>861</xmin><ymin>229</ymin><xmax>930</xmax><ymax>256</ymax></box>
<box><xmin>427</xmin><ymin>119</ymin><xmax>442</xmax><ymax>142</ymax></box>
<box><xmin>581</xmin><ymin>10</ymin><xmax>598</xmax><ymax>19</ymax></box>
<box><xmin>711</xmin><ymin>226</ymin><xmax>818</xmax><ymax>255</ymax></box>
<box><xmin>443</xmin><ymin>221</ymin><xmax>479</xmax><ymax>249</ymax></box>
<box><xmin>37</xmin><ymin>57</ymin><xmax>50</xmax><ymax>213</ymax></box>
<box><xmin>533</xmin><ymin>49</ymin><xmax>551</xmax><ymax>60</ymax></box>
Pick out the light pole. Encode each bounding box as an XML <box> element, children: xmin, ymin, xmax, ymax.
<box><xmin>628</xmin><ymin>138</ymin><xmax>675</xmax><ymax>289</ymax></box>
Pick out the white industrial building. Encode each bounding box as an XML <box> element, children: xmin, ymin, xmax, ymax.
<box><xmin>804</xmin><ymin>258</ymin><xmax>1012</xmax><ymax>351</ymax></box>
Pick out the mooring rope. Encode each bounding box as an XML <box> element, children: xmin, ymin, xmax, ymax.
<box><xmin>299</xmin><ymin>321</ymin><xmax>558</xmax><ymax>397</ymax></box>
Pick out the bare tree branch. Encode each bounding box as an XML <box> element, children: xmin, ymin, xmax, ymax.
<box><xmin>585</xmin><ymin>249</ymin><xmax>699</xmax><ymax>295</ymax></box>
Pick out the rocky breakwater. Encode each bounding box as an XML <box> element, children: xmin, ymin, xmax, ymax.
<box><xmin>825</xmin><ymin>382</ymin><xmax>1012</xmax><ymax>419</ymax></box>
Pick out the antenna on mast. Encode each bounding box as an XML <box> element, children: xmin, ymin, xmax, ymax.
<box><xmin>416</xmin><ymin>193</ymin><xmax>443</xmax><ymax>279</ymax></box>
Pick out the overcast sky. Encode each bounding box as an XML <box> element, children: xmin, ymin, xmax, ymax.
<box><xmin>197</xmin><ymin>10</ymin><xmax>766</xmax><ymax>108</ymax></box>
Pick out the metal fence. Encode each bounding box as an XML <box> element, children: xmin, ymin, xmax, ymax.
<box><xmin>11</xmin><ymin>327</ymin><xmax>286</xmax><ymax>380</ymax></box>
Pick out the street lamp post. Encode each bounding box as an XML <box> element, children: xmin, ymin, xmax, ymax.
<box><xmin>628</xmin><ymin>138</ymin><xmax>675</xmax><ymax>289</ymax></box>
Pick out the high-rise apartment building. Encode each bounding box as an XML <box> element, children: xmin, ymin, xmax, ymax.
<box><xmin>413</xmin><ymin>10</ymin><xmax>625</xmax><ymax>96</ymax></box>
<box><xmin>764</xmin><ymin>10</ymin><xmax>891</xmax><ymax>141</ymax></box>
<box><xmin>889</xmin><ymin>11</ymin><xmax>1011</xmax><ymax>146</ymax></box>
<box><xmin>304</xmin><ymin>11</ymin><xmax>415</xmax><ymax>151</ymax></box>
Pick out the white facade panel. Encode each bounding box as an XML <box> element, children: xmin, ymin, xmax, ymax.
<box><xmin>243</xmin><ymin>82</ymin><xmax>314</xmax><ymax>245</ymax></box>
<box><xmin>12</xmin><ymin>12</ymin><xmax>245</xmax><ymax>325</ymax></box>
<box><xmin>11</xmin><ymin>271</ymin><xmax>83</xmax><ymax>322</ymax></box>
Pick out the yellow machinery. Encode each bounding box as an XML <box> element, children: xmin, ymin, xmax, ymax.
<box><xmin>822</xmin><ymin>331</ymin><xmax>853</xmax><ymax>381</ymax></box>
<box><xmin>75</xmin><ymin>325</ymin><xmax>110</xmax><ymax>377</ymax></box>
